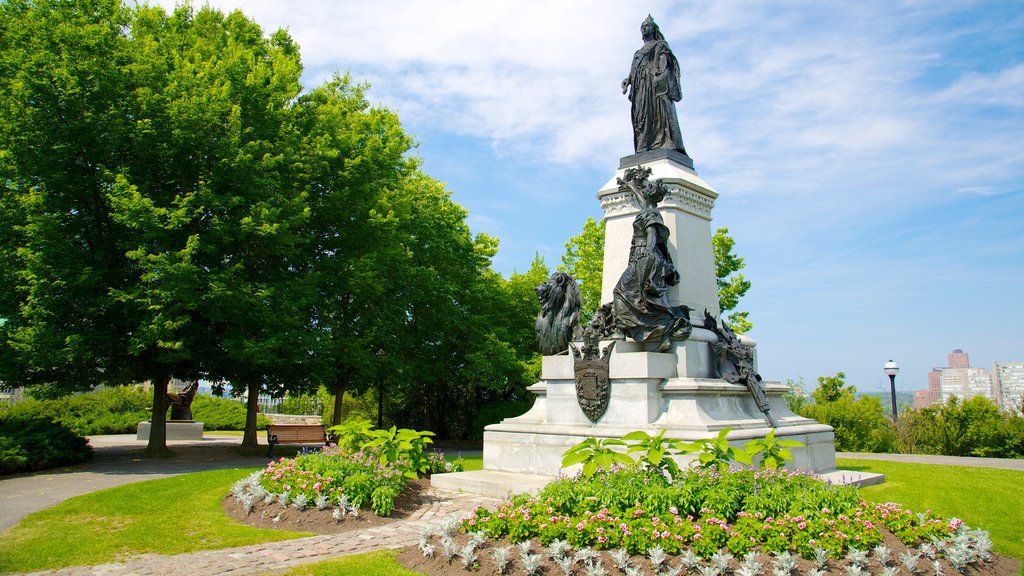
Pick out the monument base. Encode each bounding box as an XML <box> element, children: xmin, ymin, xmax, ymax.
<box><xmin>136</xmin><ymin>421</ymin><xmax>204</xmax><ymax>441</ymax></box>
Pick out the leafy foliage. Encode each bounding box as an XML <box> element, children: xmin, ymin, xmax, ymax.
<box><xmin>559</xmin><ymin>217</ymin><xmax>605</xmax><ymax>325</ymax></box>
<box><xmin>363</xmin><ymin>425</ymin><xmax>436</xmax><ymax>478</ymax></box>
<box><xmin>743</xmin><ymin>429</ymin><xmax>804</xmax><ymax>469</ymax></box>
<box><xmin>796</xmin><ymin>373</ymin><xmax>896</xmax><ymax>453</ymax></box>
<box><xmin>0</xmin><ymin>414</ymin><xmax>92</xmax><ymax>474</ymax></box>
<box><xmin>895</xmin><ymin>396</ymin><xmax>1024</xmax><ymax>458</ymax></box>
<box><xmin>0</xmin><ymin>386</ymin><xmax>149</xmax><ymax>435</ymax></box>
<box><xmin>623</xmin><ymin>429</ymin><xmax>682</xmax><ymax>478</ymax></box>
<box><xmin>327</xmin><ymin>417</ymin><xmax>375</xmax><ymax>453</ymax></box>
<box><xmin>190</xmin><ymin>395</ymin><xmax>271</xmax><ymax>431</ymax></box>
<box><xmin>462</xmin><ymin>465</ymin><xmax>976</xmax><ymax>560</ymax></box>
<box><xmin>712</xmin><ymin>227</ymin><xmax>753</xmax><ymax>334</ymax></box>
<box><xmin>674</xmin><ymin>428</ymin><xmax>754</xmax><ymax>471</ymax></box>
<box><xmin>561</xmin><ymin>437</ymin><xmax>634</xmax><ymax>478</ymax></box>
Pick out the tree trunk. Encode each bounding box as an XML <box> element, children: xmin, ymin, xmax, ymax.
<box><xmin>144</xmin><ymin>374</ymin><xmax>173</xmax><ymax>457</ymax></box>
<box><xmin>241</xmin><ymin>378</ymin><xmax>260</xmax><ymax>448</ymax></box>
<box><xmin>331</xmin><ymin>378</ymin><xmax>347</xmax><ymax>426</ymax></box>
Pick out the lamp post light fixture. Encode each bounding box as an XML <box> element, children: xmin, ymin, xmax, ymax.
<box><xmin>884</xmin><ymin>359</ymin><xmax>899</xmax><ymax>421</ymax></box>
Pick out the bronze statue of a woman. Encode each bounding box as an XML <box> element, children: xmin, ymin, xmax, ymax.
<box><xmin>622</xmin><ymin>16</ymin><xmax>687</xmax><ymax>154</ymax></box>
<box><xmin>612</xmin><ymin>167</ymin><xmax>691</xmax><ymax>351</ymax></box>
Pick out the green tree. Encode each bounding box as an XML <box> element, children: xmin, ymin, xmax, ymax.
<box><xmin>812</xmin><ymin>372</ymin><xmax>853</xmax><ymax>404</ymax></box>
<box><xmin>798</xmin><ymin>372</ymin><xmax>894</xmax><ymax>452</ymax></box>
<box><xmin>0</xmin><ymin>1</ymin><xmax>402</xmax><ymax>453</ymax></box>
<box><xmin>713</xmin><ymin>227</ymin><xmax>752</xmax><ymax>334</ymax></box>
<box><xmin>559</xmin><ymin>217</ymin><xmax>605</xmax><ymax>325</ymax></box>
<box><xmin>293</xmin><ymin>75</ymin><xmax>416</xmax><ymax>428</ymax></box>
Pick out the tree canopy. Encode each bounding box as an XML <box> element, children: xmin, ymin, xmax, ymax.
<box><xmin>0</xmin><ymin>0</ymin><xmax>538</xmax><ymax>449</ymax></box>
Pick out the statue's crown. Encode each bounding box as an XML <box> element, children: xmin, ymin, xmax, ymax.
<box><xmin>643</xmin><ymin>14</ymin><xmax>656</xmax><ymax>27</ymax></box>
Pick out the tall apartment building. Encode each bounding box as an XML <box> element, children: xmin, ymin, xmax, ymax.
<box><xmin>992</xmin><ymin>361</ymin><xmax>1024</xmax><ymax>412</ymax></box>
<box><xmin>925</xmin><ymin>349</ymin><xmax>996</xmax><ymax>406</ymax></box>
<box><xmin>948</xmin><ymin>348</ymin><xmax>970</xmax><ymax>369</ymax></box>
<box><xmin>938</xmin><ymin>367</ymin><xmax>994</xmax><ymax>403</ymax></box>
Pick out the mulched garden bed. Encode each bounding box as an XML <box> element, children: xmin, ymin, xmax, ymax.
<box><xmin>221</xmin><ymin>478</ymin><xmax>431</xmax><ymax>534</ymax></box>
<box><xmin>394</xmin><ymin>528</ymin><xmax>1020</xmax><ymax>576</ymax></box>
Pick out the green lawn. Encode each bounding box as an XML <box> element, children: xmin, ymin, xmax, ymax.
<box><xmin>0</xmin><ymin>468</ymin><xmax>307</xmax><ymax>574</ymax></box>
<box><xmin>276</xmin><ymin>550</ymin><xmax>423</xmax><ymax>576</ymax></box>
<box><xmin>838</xmin><ymin>458</ymin><xmax>1024</xmax><ymax>563</ymax></box>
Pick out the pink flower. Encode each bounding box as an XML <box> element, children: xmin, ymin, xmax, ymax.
<box><xmin>798</xmin><ymin>522</ymin><xmax>807</xmax><ymax>530</ymax></box>
<box><xmin>669</xmin><ymin>507</ymin><xmax>679</xmax><ymax>515</ymax></box>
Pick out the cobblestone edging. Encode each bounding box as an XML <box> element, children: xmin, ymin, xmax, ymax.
<box><xmin>21</xmin><ymin>488</ymin><xmax>498</xmax><ymax>576</ymax></box>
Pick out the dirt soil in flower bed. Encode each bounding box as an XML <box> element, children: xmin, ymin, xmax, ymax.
<box><xmin>221</xmin><ymin>478</ymin><xmax>430</xmax><ymax>534</ymax></box>
<box><xmin>394</xmin><ymin>530</ymin><xmax>1020</xmax><ymax>576</ymax></box>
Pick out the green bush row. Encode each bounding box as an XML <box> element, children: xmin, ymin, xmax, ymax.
<box><xmin>0</xmin><ymin>387</ymin><xmax>270</xmax><ymax>435</ymax></box>
<box><xmin>0</xmin><ymin>415</ymin><xmax>92</xmax><ymax>475</ymax></box>
<box><xmin>788</xmin><ymin>373</ymin><xmax>1024</xmax><ymax>458</ymax></box>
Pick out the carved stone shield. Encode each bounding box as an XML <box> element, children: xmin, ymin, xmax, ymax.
<box><xmin>571</xmin><ymin>334</ymin><xmax>615</xmax><ymax>423</ymax></box>
<box><xmin>574</xmin><ymin>358</ymin><xmax>611</xmax><ymax>423</ymax></box>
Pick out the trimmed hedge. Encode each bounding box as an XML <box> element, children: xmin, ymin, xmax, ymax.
<box><xmin>191</xmin><ymin>395</ymin><xmax>271</xmax><ymax>431</ymax></box>
<box><xmin>0</xmin><ymin>387</ymin><xmax>270</xmax><ymax>435</ymax></box>
<box><xmin>0</xmin><ymin>386</ymin><xmax>150</xmax><ymax>436</ymax></box>
<box><xmin>0</xmin><ymin>414</ymin><xmax>92</xmax><ymax>475</ymax></box>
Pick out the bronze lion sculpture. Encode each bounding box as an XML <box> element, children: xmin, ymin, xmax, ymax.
<box><xmin>535</xmin><ymin>272</ymin><xmax>582</xmax><ymax>355</ymax></box>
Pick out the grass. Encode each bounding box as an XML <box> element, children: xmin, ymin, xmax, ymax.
<box><xmin>457</xmin><ymin>454</ymin><xmax>483</xmax><ymax>471</ymax></box>
<box><xmin>276</xmin><ymin>550</ymin><xmax>423</xmax><ymax>576</ymax></box>
<box><xmin>0</xmin><ymin>468</ymin><xmax>308</xmax><ymax>574</ymax></box>
<box><xmin>838</xmin><ymin>457</ymin><xmax>1024</xmax><ymax>563</ymax></box>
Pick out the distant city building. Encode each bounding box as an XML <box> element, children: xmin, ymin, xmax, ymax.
<box><xmin>948</xmin><ymin>348</ymin><xmax>970</xmax><ymax>369</ymax></box>
<box><xmin>939</xmin><ymin>367</ymin><xmax>994</xmax><ymax>404</ymax></box>
<box><xmin>923</xmin><ymin>349</ymin><xmax>998</xmax><ymax>407</ymax></box>
<box><xmin>992</xmin><ymin>361</ymin><xmax>1024</xmax><ymax>413</ymax></box>
<box><xmin>926</xmin><ymin>368</ymin><xmax>941</xmax><ymax>405</ymax></box>
<box><xmin>913</xmin><ymin>389</ymin><xmax>933</xmax><ymax>409</ymax></box>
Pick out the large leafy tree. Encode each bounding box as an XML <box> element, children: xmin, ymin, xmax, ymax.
<box><xmin>0</xmin><ymin>1</ymin><xmax>389</xmax><ymax>453</ymax></box>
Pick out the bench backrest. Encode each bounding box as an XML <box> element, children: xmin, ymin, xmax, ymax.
<box><xmin>267</xmin><ymin>424</ymin><xmax>326</xmax><ymax>443</ymax></box>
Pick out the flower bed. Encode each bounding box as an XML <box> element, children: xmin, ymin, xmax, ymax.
<box><xmin>400</xmin><ymin>465</ymin><xmax>1005</xmax><ymax>575</ymax></box>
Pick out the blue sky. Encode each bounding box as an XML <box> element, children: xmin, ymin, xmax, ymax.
<box><xmin>154</xmin><ymin>1</ymin><xmax>1024</xmax><ymax>396</ymax></box>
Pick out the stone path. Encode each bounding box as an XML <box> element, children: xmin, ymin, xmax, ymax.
<box><xmin>21</xmin><ymin>486</ymin><xmax>497</xmax><ymax>576</ymax></box>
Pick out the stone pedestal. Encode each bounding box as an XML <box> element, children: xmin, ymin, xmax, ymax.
<box><xmin>599</xmin><ymin>153</ymin><xmax>720</xmax><ymax>318</ymax></box>
<box><xmin>136</xmin><ymin>421</ymin><xmax>204</xmax><ymax>441</ymax></box>
<box><xmin>481</xmin><ymin>336</ymin><xmax>837</xmax><ymax>477</ymax></box>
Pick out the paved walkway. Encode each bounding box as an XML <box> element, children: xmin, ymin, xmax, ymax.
<box><xmin>837</xmin><ymin>451</ymin><xmax>1024</xmax><ymax>470</ymax></box>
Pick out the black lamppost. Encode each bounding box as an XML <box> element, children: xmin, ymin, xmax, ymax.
<box><xmin>884</xmin><ymin>359</ymin><xmax>899</xmax><ymax>421</ymax></box>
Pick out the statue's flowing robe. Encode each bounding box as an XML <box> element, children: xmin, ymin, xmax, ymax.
<box><xmin>626</xmin><ymin>39</ymin><xmax>686</xmax><ymax>154</ymax></box>
<box><xmin>613</xmin><ymin>208</ymin><xmax>689</xmax><ymax>349</ymax></box>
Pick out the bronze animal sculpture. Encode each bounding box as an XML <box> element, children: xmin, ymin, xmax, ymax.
<box><xmin>536</xmin><ymin>272</ymin><xmax>582</xmax><ymax>355</ymax></box>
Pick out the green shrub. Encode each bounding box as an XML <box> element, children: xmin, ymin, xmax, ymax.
<box><xmin>0</xmin><ymin>414</ymin><xmax>92</xmax><ymax>474</ymax></box>
<box><xmin>795</xmin><ymin>373</ymin><xmax>895</xmax><ymax>453</ymax></box>
<box><xmin>1</xmin><ymin>387</ymin><xmax>150</xmax><ymax>435</ymax></box>
<box><xmin>898</xmin><ymin>396</ymin><xmax>1023</xmax><ymax>458</ymax></box>
<box><xmin>191</xmin><ymin>395</ymin><xmax>270</xmax><ymax>431</ymax></box>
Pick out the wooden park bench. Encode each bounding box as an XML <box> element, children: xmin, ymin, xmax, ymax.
<box><xmin>266</xmin><ymin>424</ymin><xmax>330</xmax><ymax>456</ymax></box>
